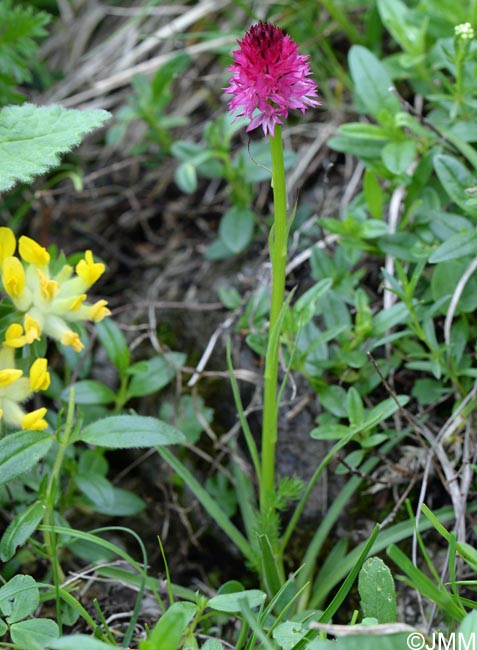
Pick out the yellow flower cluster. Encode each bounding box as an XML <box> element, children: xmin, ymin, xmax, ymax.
<box><xmin>0</xmin><ymin>227</ymin><xmax>111</xmax><ymax>431</ymax></box>
<box><xmin>0</xmin><ymin>346</ymin><xmax>50</xmax><ymax>430</ymax></box>
<box><xmin>0</xmin><ymin>227</ymin><xmax>110</xmax><ymax>353</ymax></box>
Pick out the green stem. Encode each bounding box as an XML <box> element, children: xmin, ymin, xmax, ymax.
<box><xmin>42</xmin><ymin>387</ymin><xmax>76</xmax><ymax>633</ymax></box>
<box><xmin>260</xmin><ymin>126</ymin><xmax>288</xmax><ymax>514</ymax></box>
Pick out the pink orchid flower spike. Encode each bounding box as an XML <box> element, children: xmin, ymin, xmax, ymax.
<box><xmin>225</xmin><ymin>21</ymin><xmax>320</xmax><ymax>137</ymax></box>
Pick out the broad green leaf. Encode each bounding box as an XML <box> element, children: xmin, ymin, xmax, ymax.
<box><xmin>346</xmin><ymin>387</ymin><xmax>365</xmax><ymax>428</ymax></box>
<box><xmin>431</xmin><ymin>260</ymin><xmax>477</xmax><ymax>313</ymax></box>
<box><xmin>219</xmin><ymin>206</ymin><xmax>255</xmax><ymax>254</ymax></box>
<box><xmin>458</xmin><ymin>611</ymin><xmax>477</xmax><ymax>638</ymax></box>
<box><xmin>96</xmin><ymin>318</ymin><xmax>130</xmax><ymax>373</ymax></box>
<box><xmin>348</xmin><ymin>46</ymin><xmax>400</xmax><ymax>120</ymax></box>
<box><xmin>381</xmin><ymin>140</ymin><xmax>416</xmax><ymax>175</ymax></box>
<box><xmin>79</xmin><ymin>414</ymin><xmax>185</xmax><ymax>448</ymax></box>
<box><xmin>76</xmin><ymin>474</ymin><xmax>145</xmax><ymax>516</ymax></box>
<box><xmin>0</xmin><ymin>574</ymin><xmax>39</xmax><ymax>623</ymax></box>
<box><xmin>49</xmin><ymin>636</ymin><xmax>114</xmax><ymax>650</ymax></box>
<box><xmin>201</xmin><ymin>641</ymin><xmax>223</xmax><ymax>650</ymax></box>
<box><xmin>433</xmin><ymin>154</ymin><xmax>476</xmax><ymax>215</ymax></box>
<box><xmin>272</xmin><ymin>621</ymin><xmax>307</xmax><ymax>650</ymax></box>
<box><xmin>0</xmin><ymin>500</ymin><xmax>45</xmax><ymax>561</ymax></box>
<box><xmin>327</xmin><ymin>133</ymin><xmax>387</xmax><ymax>160</ymax></box>
<box><xmin>378</xmin><ymin>0</ymin><xmax>425</xmax><ymax>56</ymax></box>
<box><xmin>10</xmin><ymin>618</ymin><xmax>59</xmax><ymax>650</ymax></box>
<box><xmin>0</xmin><ymin>104</ymin><xmax>111</xmax><ymax>192</ymax></box>
<box><xmin>175</xmin><ymin>161</ymin><xmax>197</xmax><ymax>193</ymax></box>
<box><xmin>428</xmin><ymin>231</ymin><xmax>477</xmax><ymax>263</ymax></box>
<box><xmin>141</xmin><ymin>602</ymin><xmax>196</xmax><ymax>650</ymax></box>
<box><xmin>358</xmin><ymin>557</ymin><xmax>396</xmax><ymax>623</ymax></box>
<box><xmin>0</xmin><ymin>430</ymin><xmax>53</xmax><ymax>487</ymax></box>
<box><xmin>61</xmin><ymin>380</ymin><xmax>116</xmax><ymax>405</ymax></box>
<box><xmin>208</xmin><ymin>589</ymin><xmax>266</xmax><ymax>613</ymax></box>
<box><xmin>126</xmin><ymin>352</ymin><xmax>185</xmax><ymax>399</ymax></box>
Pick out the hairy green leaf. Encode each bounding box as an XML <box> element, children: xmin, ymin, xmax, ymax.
<box><xmin>0</xmin><ymin>104</ymin><xmax>111</xmax><ymax>192</ymax></box>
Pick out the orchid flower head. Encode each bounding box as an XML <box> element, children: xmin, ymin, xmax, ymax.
<box><xmin>225</xmin><ymin>21</ymin><xmax>320</xmax><ymax>136</ymax></box>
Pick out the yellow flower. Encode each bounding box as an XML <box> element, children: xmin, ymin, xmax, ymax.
<box><xmin>21</xmin><ymin>407</ymin><xmax>48</xmax><ymax>431</ymax></box>
<box><xmin>76</xmin><ymin>251</ymin><xmax>105</xmax><ymax>288</ymax></box>
<box><xmin>61</xmin><ymin>330</ymin><xmax>84</xmax><ymax>352</ymax></box>
<box><xmin>0</xmin><ymin>368</ymin><xmax>23</xmax><ymax>388</ymax></box>
<box><xmin>2</xmin><ymin>257</ymin><xmax>26</xmax><ymax>299</ymax></box>
<box><xmin>29</xmin><ymin>358</ymin><xmax>50</xmax><ymax>392</ymax></box>
<box><xmin>89</xmin><ymin>300</ymin><xmax>111</xmax><ymax>323</ymax></box>
<box><xmin>4</xmin><ymin>315</ymin><xmax>42</xmax><ymax>348</ymax></box>
<box><xmin>0</xmin><ymin>228</ymin><xmax>16</xmax><ymax>264</ymax></box>
<box><xmin>0</xmin><ymin>346</ymin><xmax>49</xmax><ymax>430</ymax></box>
<box><xmin>19</xmin><ymin>236</ymin><xmax>50</xmax><ymax>266</ymax></box>
<box><xmin>0</xmin><ymin>230</ymin><xmax>109</xmax><ymax>352</ymax></box>
<box><xmin>36</xmin><ymin>269</ymin><xmax>60</xmax><ymax>302</ymax></box>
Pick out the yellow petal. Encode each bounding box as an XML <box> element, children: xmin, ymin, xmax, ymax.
<box><xmin>2</xmin><ymin>257</ymin><xmax>25</xmax><ymax>298</ymax></box>
<box><xmin>0</xmin><ymin>368</ymin><xmax>23</xmax><ymax>387</ymax></box>
<box><xmin>4</xmin><ymin>323</ymin><xmax>26</xmax><ymax>348</ymax></box>
<box><xmin>89</xmin><ymin>299</ymin><xmax>111</xmax><ymax>322</ymax></box>
<box><xmin>29</xmin><ymin>358</ymin><xmax>50</xmax><ymax>392</ymax></box>
<box><xmin>0</xmin><ymin>228</ymin><xmax>16</xmax><ymax>263</ymax></box>
<box><xmin>69</xmin><ymin>294</ymin><xmax>87</xmax><ymax>311</ymax></box>
<box><xmin>36</xmin><ymin>269</ymin><xmax>59</xmax><ymax>301</ymax></box>
<box><xmin>76</xmin><ymin>251</ymin><xmax>105</xmax><ymax>287</ymax></box>
<box><xmin>61</xmin><ymin>330</ymin><xmax>84</xmax><ymax>352</ymax></box>
<box><xmin>19</xmin><ymin>235</ymin><xmax>50</xmax><ymax>266</ymax></box>
<box><xmin>22</xmin><ymin>407</ymin><xmax>48</xmax><ymax>431</ymax></box>
<box><xmin>24</xmin><ymin>314</ymin><xmax>42</xmax><ymax>343</ymax></box>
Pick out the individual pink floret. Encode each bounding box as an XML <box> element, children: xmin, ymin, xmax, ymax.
<box><xmin>225</xmin><ymin>22</ymin><xmax>320</xmax><ymax>136</ymax></box>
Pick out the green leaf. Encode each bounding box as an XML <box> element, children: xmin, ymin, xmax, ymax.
<box><xmin>431</xmin><ymin>260</ymin><xmax>477</xmax><ymax>313</ymax></box>
<box><xmin>126</xmin><ymin>352</ymin><xmax>185</xmax><ymax>399</ymax></box>
<box><xmin>428</xmin><ymin>231</ymin><xmax>477</xmax><ymax>263</ymax></box>
<box><xmin>61</xmin><ymin>380</ymin><xmax>116</xmax><ymax>405</ymax></box>
<box><xmin>272</xmin><ymin>621</ymin><xmax>308</xmax><ymax>650</ymax></box>
<box><xmin>0</xmin><ymin>104</ymin><xmax>111</xmax><ymax>192</ymax></box>
<box><xmin>76</xmin><ymin>474</ymin><xmax>145</xmax><ymax>516</ymax></box>
<box><xmin>0</xmin><ymin>0</ymin><xmax>50</xmax><ymax>104</ymax></box>
<box><xmin>310</xmin><ymin>634</ymin><xmax>411</xmax><ymax>650</ymax></box>
<box><xmin>208</xmin><ymin>589</ymin><xmax>266</xmax><ymax>613</ymax></box>
<box><xmin>175</xmin><ymin>161</ymin><xmax>197</xmax><ymax>193</ymax></box>
<box><xmin>458</xmin><ymin>611</ymin><xmax>477</xmax><ymax>638</ymax></box>
<box><xmin>364</xmin><ymin>169</ymin><xmax>384</xmax><ymax>220</ymax></box>
<box><xmin>0</xmin><ymin>500</ymin><xmax>45</xmax><ymax>561</ymax></box>
<box><xmin>140</xmin><ymin>602</ymin><xmax>196</xmax><ymax>650</ymax></box>
<box><xmin>96</xmin><ymin>318</ymin><xmax>130</xmax><ymax>374</ymax></box>
<box><xmin>377</xmin><ymin>0</ymin><xmax>426</xmax><ymax>56</ymax></box>
<box><xmin>434</xmin><ymin>154</ymin><xmax>476</xmax><ymax>215</ymax></box>
<box><xmin>219</xmin><ymin>206</ymin><xmax>255</xmax><ymax>254</ymax></box>
<box><xmin>10</xmin><ymin>618</ymin><xmax>59</xmax><ymax>650</ymax></box>
<box><xmin>79</xmin><ymin>415</ymin><xmax>185</xmax><ymax>448</ymax></box>
<box><xmin>0</xmin><ymin>574</ymin><xmax>39</xmax><ymax>623</ymax></box>
<box><xmin>381</xmin><ymin>141</ymin><xmax>416</xmax><ymax>175</ymax></box>
<box><xmin>0</xmin><ymin>430</ymin><xmax>53</xmax><ymax>487</ymax></box>
<box><xmin>201</xmin><ymin>641</ymin><xmax>223</xmax><ymax>650</ymax></box>
<box><xmin>49</xmin><ymin>636</ymin><xmax>114</xmax><ymax>650</ymax></box>
<box><xmin>358</xmin><ymin>557</ymin><xmax>396</xmax><ymax>623</ymax></box>
<box><xmin>346</xmin><ymin>387</ymin><xmax>365</xmax><ymax>428</ymax></box>
<box><xmin>348</xmin><ymin>46</ymin><xmax>400</xmax><ymax>120</ymax></box>
<box><xmin>257</xmin><ymin>534</ymin><xmax>282</xmax><ymax>597</ymax></box>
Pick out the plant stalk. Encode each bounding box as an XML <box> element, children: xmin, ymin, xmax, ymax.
<box><xmin>260</xmin><ymin>125</ymin><xmax>288</xmax><ymax>514</ymax></box>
